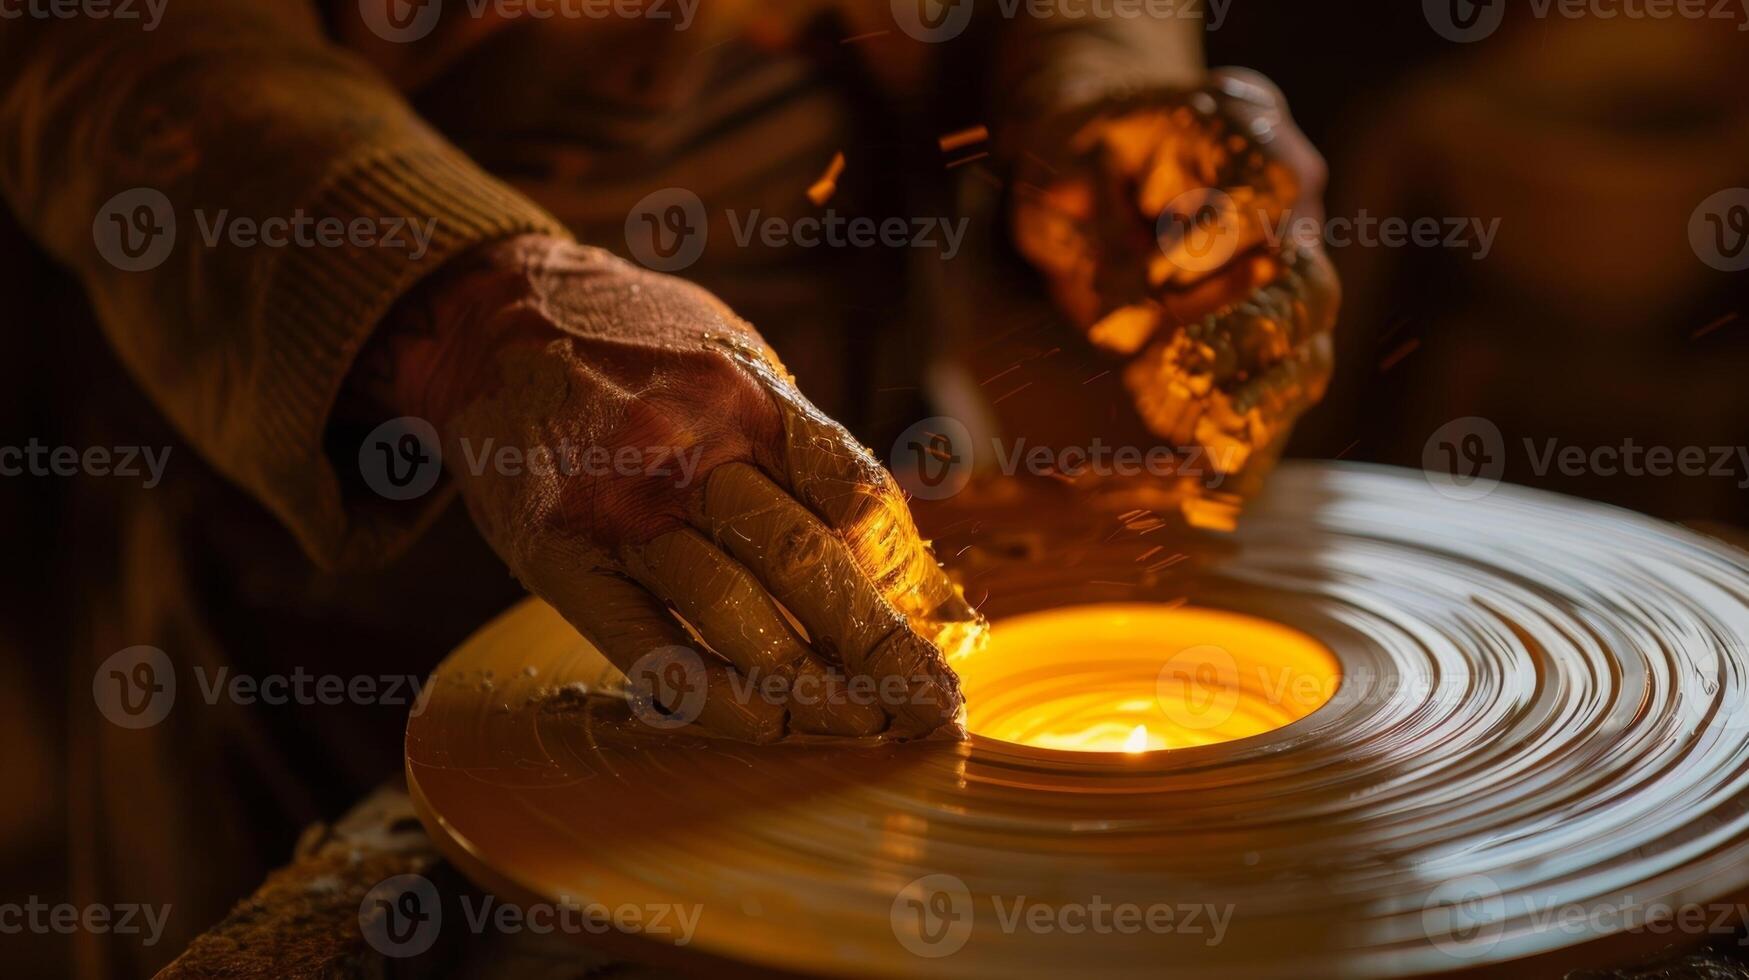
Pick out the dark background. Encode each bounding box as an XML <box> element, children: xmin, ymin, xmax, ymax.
<box><xmin>1231</xmin><ymin>4</ymin><xmax>1749</xmax><ymax>529</ymax></box>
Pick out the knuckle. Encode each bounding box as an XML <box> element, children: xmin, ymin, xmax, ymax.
<box><xmin>770</xmin><ymin>518</ymin><xmax>829</xmax><ymax>579</ymax></box>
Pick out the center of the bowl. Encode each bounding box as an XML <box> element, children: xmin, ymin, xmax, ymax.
<box><xmin>955</xmin><ymin>603</ymin><xmax>1340</xmax><ymax>752</ymax></box>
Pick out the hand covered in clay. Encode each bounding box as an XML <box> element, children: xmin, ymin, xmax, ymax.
<box><xmin>1011</xmin><ymin>68</ymin><xmax>1339</xmax><ymax>485</ymax></box>
<box><xmin>373</xmin><ymin>235</ymin><xmax>981</xmax><ymax>742</ymax></box>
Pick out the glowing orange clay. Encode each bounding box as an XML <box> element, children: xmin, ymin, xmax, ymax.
<box><xmin>955</xmin><ymin>604</ymin><xmax>1340</xmax><ymax>752</ymax></box>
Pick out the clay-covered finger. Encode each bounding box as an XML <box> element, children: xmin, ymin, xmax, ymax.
<box><xmin>1149</xmin><ymin>184</ymin><xmax>1276</xmax><ymax>291</ymax></box>
<box><xmin>534</xmin><ymin>566</ymin><xmax>785</xmax><ymax>742</ymax></box>
<box><xmin>785</xmin><ymin>658</ymin><xmax>889</xmax><ymax>737</ymax></box>
<box><xmin>1123</xmin><ymin>250</ymin><xmax>1337</xmax><ymax>472</ymax></box>
<box><xmin>623</xmin><ymin>528</ymin><xmax>888</xmax><ymax>736</ymax></box>
<box><xmin>765</xmin><ymin>396</ymin><xmax>985</xmax><ymax>660</ymax></box>
<box><xmin>1210</xmin><ymin>67</ymin><xmax>1327</xmax><ymax>202</ymax></box>
<box><xmin>695</xmin><ymin>462</ymin><xmax>963</xmax><ymax>736</ymax></box>
<box><xmin>622</xmin><ymin>528</ymin><xmax>812</xmax><ymax>682</ymax></box>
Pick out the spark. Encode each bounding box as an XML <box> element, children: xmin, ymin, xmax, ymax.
<box><xmin>1021</xmin><ymin>150</ymin><xmax>1058</xmax><ymax>176</ymax></box>
<box><xmin>1379</xmin><ymin>338</ymin><xmax>1420</xmax><ymax>372</ymax></box>
<box><xmin>938</xmin><ymin>125</ymin><xmax>989</xmax><ymax>153</ymax></box>
<box><xmin>807</xmin><ymin>152</ymin><xmax>845</xmax><ymax>206</ymax></box>
<box><xmin>1691</xmin><ymin>312</ymin><xmax>1739</xmax><ymax>341</ymax></box>
<box><xmin>981</xmin><ymin>363</ymin><xmax>1021</xmax><ymax>386</ymax></box>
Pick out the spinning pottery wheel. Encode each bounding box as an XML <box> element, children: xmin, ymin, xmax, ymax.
<box><xmin>406</xmin><ymin>463</ymin><xmax>1749</xmax><ymax>978</ymax></box>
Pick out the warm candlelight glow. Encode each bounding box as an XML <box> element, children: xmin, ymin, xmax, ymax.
<box><xmin>955</xmin><ymin>604</ymin><xmax>1340</xmax><ymax>753</ymax></box>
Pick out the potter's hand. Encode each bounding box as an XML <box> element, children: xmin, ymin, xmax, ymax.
<box><xmin>1012</xmin><ymin>68</ymin><xmax>1339</xmax><ymax>482</ymax></box>
<box><xmin>375</xmin><ymin>236</ymin><xmax>979</xmax><ymax>741</ymax></box>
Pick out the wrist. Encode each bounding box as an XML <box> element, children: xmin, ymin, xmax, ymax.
<box><xmin>992</xmin><ymin>24</ymin><xmax>1204</xmax><ymax>160</ymax></box>
<box><xmin>368</xmin><ymin>233</ymin><xmax>569</xmax><ymax>428</ymax></box>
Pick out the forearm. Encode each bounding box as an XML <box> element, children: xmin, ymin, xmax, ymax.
<box><xmin>0</xmin><ymin>3</ymin><xmax>567</xmax><ymax>568</ymax></box>
<box><xmin>989</xmin><ymin>7</ymin><xmax>1207</xmax><ymax>150</ymax></box>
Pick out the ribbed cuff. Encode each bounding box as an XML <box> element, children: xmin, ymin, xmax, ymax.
<box><xmin>249</xmin><ymin>142</ymin><xmax>571</xmax><ymax>571</ymax></box>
